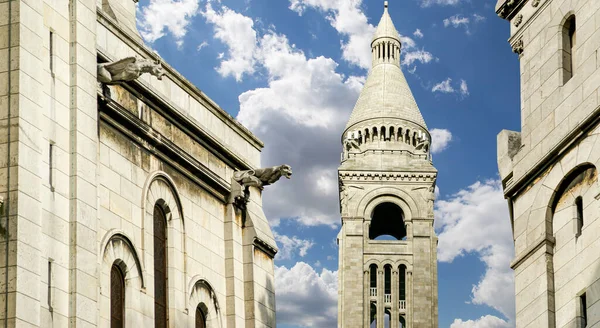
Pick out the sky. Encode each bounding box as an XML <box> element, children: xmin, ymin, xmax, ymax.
<box><xmin>135</xmin><ymin>0</ymin><xmax>521</xmax><ymax>327</ymax></box>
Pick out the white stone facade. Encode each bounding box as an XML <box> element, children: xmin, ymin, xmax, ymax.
<box><xmin>0</xmin><ymin>0</ymin><xmax>278</xmax><ymax>327</ymax></box>
<box><xmin>496</xmin><ymin>0</ymin><xmax>600</xmax><ymax>327</ymax></box>
<box><xmin>337</xmin><ymin>4</ymin><xmax>438</xmax><ymax>328</ymax></box>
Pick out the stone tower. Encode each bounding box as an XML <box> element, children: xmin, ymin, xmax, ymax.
<box><xmin>496</xmin><ymin>0</ymin><xmax>600</xmax><ymax>327</ymax></box>
<box><xmin>337</xmin><ymin>2</ymin><xmax>438</xmax><ymax>327</ymax></box>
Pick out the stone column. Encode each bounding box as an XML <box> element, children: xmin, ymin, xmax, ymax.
<box><xmin>364</xmin><ymin>269</ymin><xmax>370</xmax><ymax>328</ymax></box>
<box><xmin>224</xmin><ymin>202</ymin><xmax>246</xmax><ymax>328</ymax></box>
<box><xmin>377</xmin><ymin>269</ymin><xmax>384</xmax><ymax>328</ymax></box>
<box><xmin>408</xmin><ymin>271</ymin><xmax>413</xmax><ymax>328</ymax></box>
<box><xmin>392</xmin><ymin>269</ymin><xmax>399</xmax><ymax>328</ymax></box>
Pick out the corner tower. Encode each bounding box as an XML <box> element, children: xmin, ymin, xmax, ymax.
<box><xmin>337</xmin><ymin>2</ymin><xmax>438</xmax><ymax>327</ymax></box>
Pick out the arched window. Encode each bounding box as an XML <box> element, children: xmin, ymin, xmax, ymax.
<box><xmin>196</xmin><ymin>305</ymin><xmax>206</xmax><ymax>328</ymax></box>
<box><xmin>399</xmin><ymin>265</ymin><xmax>406</xmax><ymax>301</ymax></box>
<box><xmin>384</xmin><ymin>265</ymin><xmax>392</xmax><ymax>300</ymax></box>
<box><xmin>370</xmin><ymin>303</ymin><xmax>377</xmax><ymax>328</ymax></box>
<box><xmin>369</xmin><ymin>202</ymin><xmax>406</xmax><ymax>240</ymax></box>
<box><xmin>111</xmin><ymin>264</ymin><xmax>125</xmax><ymax>328</ymax></box>
<box><xmin>381</xmin><ymin>127</ymin><xmax>386</xmax><ymax>141</ymax></box>
<box><xmin>370</xmin><ymin>264</ymin><xmax>377</xmax><ymax>296</ymax></box>
<box><xmin>399</xmin><ymin>315</ymin><xmax>406</xmax><ymax>328</ymax></box>
<box><xmin>562</xmin><ymin>15</ymin><xmax>576</xmax><ymax>83</ymax></box>
<box><xmin>575</xmin><ymin>196</ymin><xmax>583</xmax><ymax>237</ymax></box>
<box><xmin>154</xmin><ymin>204</ymin><xmax>168</xmax><ymax>328</ymax></box>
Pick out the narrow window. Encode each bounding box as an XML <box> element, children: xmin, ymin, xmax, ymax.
<box><xmin>49</xmin><ymin>142</ymin><xmax>54</xmax><ymax>191</ymax></box>
<box><xmin>154</xmin><ymin>205</ymin><xmax>168</xmax><ymax>328</ymax></box>
<box><xmin>370</xmin><ymin>303</ymin><xmax>377</xmax><ymax>328</ymax></box>
<box><xmin>384</xmin><ymin>265</ymin><xmax>391</xmax><ymax>300</ymax></box>
<box><xmin>580</xmin><ymin>292</ymin><xmax>587</xmax><ymax>327</ymax></box>
<box><xmin>576</xmin><ymin>196</ymin><xmax>583</xmax><ymax>237</ymax></box>
<box><xmin>399</xmin><ymin>266</ymin><xmax>406</xmax><ymax>301</ymax></box>
<box><xmin>370</xmin><ymin>264</ymin><xmax>377</xmax><ymax>290</ymax></box>
<box><xmin>111</xmin><ymin>264</ymin><xmax>125</xmax><ymax>328</ymax></box>
<box><xmin>563</xmin><ymin>15</ymin><xmax>576</xmax><ymax>84</ymax></box>
<box><xmin>196</xmin><ymin>305</ymin><xmax>206</xmax><ymax>328</ymax></box>
<box><xmin>47</xmin><ymin>260</ymin><xmax>53</xmax><ymax>312</ymax></box>
<box><xmin>49</xmin><ymin>31</ymin><xmax>54</xmax><ymax>74</ymax></box>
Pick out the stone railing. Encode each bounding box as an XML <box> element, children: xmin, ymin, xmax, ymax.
<box><xmin>370</xmin><ymin>288</ymin><xmax>377</xmax><ymax>297</ymax></box>
<box><xmin>384</xmin><ymin>294</ymin><xmax>391</xmax><ymax>303</ymax></box>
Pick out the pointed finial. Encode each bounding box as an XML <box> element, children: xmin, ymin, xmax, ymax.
<box><xmin>384</xmin><ymin>1</ymin><xmax>388</xmax><ymax>9</ymax></box>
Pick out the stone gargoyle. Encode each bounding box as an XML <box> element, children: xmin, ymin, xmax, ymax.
<box><xmin>233</xmin><ymin>165</ymin><xmax>292</xmax><ymax>190</ymax></box>
<box><xmin>97</xmin><ymin>56</ymin><xmax>165</xmax><ymax>84</ymax></box>
<box><xmin>415</xmin><ymin>138</ymin><xmax>430</xmax><ymax>153</ymax></box>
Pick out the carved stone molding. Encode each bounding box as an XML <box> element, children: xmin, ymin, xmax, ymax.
<box><xmin>512</xmin><ymin>39</ymin><xmax>524</xmax><ymax>55</ymax></box>
<box><xmin>339</xmin><ymin>172</ymin><xmax>437</xmax><ymax>182</ymax></box>
<box><xmin>514</xmin><ymin>14</ymin><xmax>523</xmax><ymax>27</ymax></box>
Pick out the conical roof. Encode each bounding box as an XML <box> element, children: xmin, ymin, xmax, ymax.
<box><xmin>372</xmin><ymin>2</ymin><xmax>399</xmax><ymax>44</ymax></box>
<box><xmin>344</xmin><ymin>2</ymin><xmax>427</xmax><ymax>132</ymax></box>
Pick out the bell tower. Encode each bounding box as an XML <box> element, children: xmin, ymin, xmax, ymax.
<box><xmin>337</xmin><ymin>2</ymin><xmax>438</xmax><ymax>327</ymax></box>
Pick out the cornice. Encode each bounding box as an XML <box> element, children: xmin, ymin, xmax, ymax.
<box><xmin>504</xmin><ymin>104</ymin><xmax>600</xmax><ymax>199</ymax></box>
<box><xmin>96</xmin><ymin>9</ymin><xmax>264</xmax><ymax>151</ymax></box>
<box><xmin>510</xmin><ymin>234</ymin><xmax>554</xmax><ymax>269</ymax></box>
<box><xmin>253</xmin><ymin>238</ymin><xmax>278</xmax><ymax>259</ymax></box>
<box><xmin>339</xmin><ymin>171</ymin><xmax>437</xmax><ymax>182</ymax></box>
<box><xmin>99</xmin><ymin>95</ymin><xmax>231</xmax><ymax>202</ymax></box>
<box><xmin>496</xmin><ymin>0</ymin><xmax>528</xmax><ymax>20</ymax></box>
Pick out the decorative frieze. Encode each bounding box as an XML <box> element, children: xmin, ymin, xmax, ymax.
<box><xmin>339</xmin><ymin>172</ymin><xmax>436</xmax><ymax>182</ymax></box>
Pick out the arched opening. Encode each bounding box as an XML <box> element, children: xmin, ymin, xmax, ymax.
<box><xmin>575</xmin><ymin>196</ymin><xmax>583</xmax><ymax>237</ymax></box>
<box><xmin>562</xmin><ymin>15</ymin><xmax>576</xmax><ymax>84</ymax></box>
<box><xmin>384</xmin><ymin>309</ymin><xmax>391</xmax><ymax>328</ymax></box>
<box><xmin>399</xmin><ymin>315</ymin><xmax>406</xmax><ymax>328</ymax></box>
<box><xmin>397</xmin><ymin>127</ymin><xmax>403</xmax><ymax>142</ymax></box>
<box><xmin>384</xmin><ymin>265</ymin><xmax>392</xmax><ymax>303</ymax></box>
<box><xmin>370</xmin><ymin>303</ymin><xmax>377</xmax><ymax>328</ymax></box>
<box><xmin>373</xmin><ymin>127</ymin><xmax>378</xmax><ymax>140</ymax></box>
<box><xmin>389</xmin><ymin>127</ymin><xmax>395</xmax><ymax>141</ymax></box>
<box><xmin>369</xmin><ymin>202</ymin><xmax>406</xmax><ymax>240</ymax></box>
<box><xmin>370</xmin><ymin>264</ymin><xmax>377</xmax><ymax>297</ymax></box>
<box><xmin>153</xmin><ymin>204</ymin><xmax>168</xmax><ymax>328</ymax></box>
<box><xmin>405</xmin><ymin>130</ymin><xmax>410</xmax><ymax>144</ymax></box>
<box><xmin>399</xmin><ymin>265</ymin><xmax>406</xmax><ymax>302</ymax></box>
<box><xmin>365</xmin><ymin>129</ymin><xmax>370</xmax><ymax>143</ymax></box>
<box><xmin>381</xmin><ymin>127</ymin><xmax>386</xmax><ymax>141</ymax></box>
<box><xmin>110</xmin><ymin>264</ymin><xmax>125</xmax><ymax>328</ymax></box>
<box><xmin>196</xmin><ymin>304</ymin><xmax>207</xmax><ymax>328</ymax></box>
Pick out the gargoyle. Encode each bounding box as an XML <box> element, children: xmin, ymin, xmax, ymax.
<box><xmin>233</xmin><ymin>165</ymin><xmax>292</xmax><ymax>190</ymax></box>
<box><xmin>98</xmin><ymin>57</ymin><xmax>165</xmax><ymax>84</ymax></box>
<box><xmin>344</xmin><ymin>137</ymin><xmax>360</xmax><ymax>151</ymax></box>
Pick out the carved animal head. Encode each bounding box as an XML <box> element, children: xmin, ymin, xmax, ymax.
<box><xmin>150</xmin><ymin>61</ymin><xmax>166</xmax><ymax>80</ymax></box>
<box><xmin>279</xmin><ymin>165</ymin><xmax>292</xmax><ymax>179</ymax></box>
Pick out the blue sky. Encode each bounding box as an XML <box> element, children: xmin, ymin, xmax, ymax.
<box><xmin>136</xmin><ymin>0</ymin><xmax>519</xmax><ymax>327</ymax></box>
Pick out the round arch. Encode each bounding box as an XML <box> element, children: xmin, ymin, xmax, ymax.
<box><xmin>369</xmin><ymin>202</ymin><xmax>406</xmax><ymax>240</ymax></box>
<box><xmin>358</xmin><ymin>188</ymin><xmax>420</xmax><ymax>220</ymax></box>
<box><xmin>187</xmin><ymin>278</ymin><xmax>223</xmax><ymax>328</ymax></box>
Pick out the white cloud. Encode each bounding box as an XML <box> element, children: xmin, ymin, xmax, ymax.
<box><xmin>435</xmin><ymin>179</ymin><xmax>515</xmax><ymax>322</ymax></box>
<box><xmin>206</xmin><ymin>6</ymin><xmax>362</xmax><ymax>227</ymax></box>
<box><xmin>432</xmin><ymin>78</ymin><xmax>469</xmax><ymax>98</ymax></box>
<box><xmin>430</xmin><ymin>128</ymin><xmax>453</xmax><ymax>154</ymax></box>
<box><xmin>197</xmin><ymin>41</ymin><xmax>209</xmax><ymax>51</ymax></box>
<box><xmin>420</xmin><ymin>0</ymin><xmax>463</xmax><ymax>7</ymax></box>
<box><xmin>289</xmin><ymin>0</ymin><xmax>434</xmax><ymax>70</ymax></box>
<box><xmin>289</xmin><ymin>0</ymin><xmax>375</xmax><ymax>69</ymax></box>
<box><xmin>432</xmin><ymin>78</ymin><xmax>455</xmax><ymax>93</ymax></box>
<box><xmin>413</xmin><ymin>28</ymin><xmax>424</xmax><ymax>38</ymax></box>
<box><xmin>138</xmin><ymin>0</ymin><xmax>200</xmax><ymax>44</ymax></box>
<box><xmin>460</xmin><ymin>79</ymin><xmax>469</xmax><ymax>96</ymax></box>
<box><xmin>275</xmin><ymin>262</ymin><xmax>338</xmax><ymax>327</ymax></box>
<box><xmin>274</xmin><ymin>232</ymin><xmax>315</xmax><ymax>260</ymax></box>
<box><xmin>444</xmin><ymin>15</ymin><xmax>470</xmax><ymax>28</ymax></box>
<box><xmin>473</xmin><ymin>13</ymin><xmax>486</xmax><ymax>22</ymax></box>
<box><xmin>451</xmin><ymin>315</ymin><xmax>512</xmax><ymax>328</ymax></box>
<box><xmin>202</xmin><ymin>3</ymin><xmax>258</xmax><ymax>81</ymax></box>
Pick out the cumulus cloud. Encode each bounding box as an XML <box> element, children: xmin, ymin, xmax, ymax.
<box><xmin>203</xmin><ymin>5</ymin><xmax>362</xmax><ymax>226</ymax></box>
<box><xmin>420</xmin><ymin>0</ymin><xmax>463</xmax><ymax>7</ymax></box>
<box><xmin>202</xmin><ymin>3</ymin><xmax>258</xmax><ymax>81</ymax></box>
<box><xmin>197</xmin><ymin>41</ymin><xmax>209</xmax><ymax>51</ymax></box>
<box><xmin>432</xmin><ymin>78</ymin><xmax>455</xmax><ymax>93</ymax></box>
<box><xmin>289</xmin><ymin>0</ymin><xmax>434</xmax><ymax>70</ymax></box>
<box><xmin>460</xmin><ymin>79</ymin><xmax>469</xmax><ymax>96</ymax></box>
<box><xmin>413</xmin><ymin>28</ymin><xmax>424</xmax><ymax>38</ymax></box>
<box><xmin>450</xmin><ymin>315</ymin><xmax>512</xmax><ymax>328</ymax></box>
<box><xmin>444</xmin><ymin>15</ymin><xmax>470</xmax><ymax>28</ymax></box>
<box><xmin>432</xmin><ymin>78</ymin><xmax>469</xmax><ymax>98</ymax></box>
<box><xmin>275</xmin><ymin>262</ymin><xmax>338</xmax><ymax>327</ymax></box>
<box><xmin>138</xmin><ymin>0</ymin><xmax>200</xmax><ymax>44</ymax></box>
<box><xmin>430</xmin><ymin>128</ymin><xmax>453</xmax><ymax>154</ymax></box>
<box><xmin>435</xmin><ymin>180</ymin><xmax>515</xmax><ymax>322</ymax></box>
<box><xmin>274</xmin><ymin>232</ymin><xmax>315</xmax><ymax>260</ymax></box>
